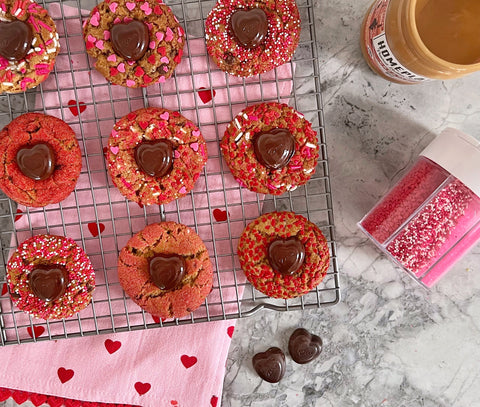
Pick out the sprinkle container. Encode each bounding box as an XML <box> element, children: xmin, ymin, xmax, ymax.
<box><xmin>359</xmin><ymin>128</ymin><xmax>480</xmax><ymax>287</ymax></box>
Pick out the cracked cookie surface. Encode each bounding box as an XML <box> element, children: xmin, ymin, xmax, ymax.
<box><xmin>0</xmin><ymin>113</ymin><xmax>82</xmax><ymax>207</ymax></box>
<box><xmin>118</xmin><ymin>222</ymin><xmax>213</xmax><ymax>319</ymax></box>
<box><xmin>238</xmin><ymin>211</ymin><xmax>329</xmax><ymax>298</ymax></box>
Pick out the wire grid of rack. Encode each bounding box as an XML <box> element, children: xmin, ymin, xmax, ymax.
<box><xmin>0</xmin><ymin>0</ymin><xmax>339</xmax><ymax>346</ymax></box>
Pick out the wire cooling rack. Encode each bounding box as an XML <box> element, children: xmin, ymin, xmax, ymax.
<box><xmin>0</xmin><ymin>0</ymin><xmax>339</xmax><ymax>345</ymax></box>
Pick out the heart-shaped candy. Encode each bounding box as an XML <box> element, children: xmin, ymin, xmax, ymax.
<box><xmin>16</xmin><ymin>143</ymin><xmax>55</xmax><ymax>181</ymax></box>
<box><xmin>0</xmin><ymin>21</ymin><xmax>33</xmax><ymax>61</ymax></box>
<box><xmin>288</xmin><ymin>328</ymin><xmax>322</xmax><ymax>364</ymax></box>
<box><xmin>111</xmin><ymin>20</ymin><xmax>149</xmax><ymax>61</ymax></box>
<box><xmin>135</xmin><ymin>139</ymin><xmax>174</xmax><ymax>177</ymax></box>
<box><xmin>230</xmin><ymin>8</ymin><xmax>268</xmax><ymax>48</ymax></box>
<box><xmin>252</xmin><ymin>347</ymin><xmax>286</xmax><ymax>383</ymax></box>
<box><xmin>268</xmin><ymin>236</ymin><xmax>305</xmax><ymax>275</ymax></box>
<box><xmin>253</xmin><ymin>128</ymin><xmax>295</xmax><ymax>170</ymax></box>
<box><xmin>149</xmin><ymin>253</ymin><xmax>185</xmax><ymax>290</ymax></box>
<box><xmin>29</xmin><ymin>265</ymin><xmax>69</xmax><ymax>302</ymax></box>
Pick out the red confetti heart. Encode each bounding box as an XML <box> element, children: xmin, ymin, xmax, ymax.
<box><xmin>0</xmin><ymin>387</ymin><xmax>11</xmax><ymax>402</ymax></box>
<box><xmin>134</xmin><ymin>382</ymin><xmax>151</xmax><ymax>395</ymax></box>
<box><xmin>11</xmin><ymin>390</ymin><xmax>28</xmax><ymax>404</ymax></box>
<box><xmin>14</xmin><ymin>209</ymin><xmax>23</xmax><ymax>222</ymax></box>
<box><xmin>57</xmin><ymin>367</ymin><xmax>74</xmax><ymax>384</ymax></box>
<box><xmin>47</xmin><ymin>395</ymin><xmax>64</xmax><ymax>407</ymax></box>
<box><xmin>198</xmin><ymin>87</ymin><xmax>216</xmax><ymax>104</ymax></box>
<box><xmin>104</xmin><ymin>339</ymin><xmax>121</xmax><ymax>354</ymax></box>
<box><xmin>1</xmin><ymin>283</ymin><xmax>7</xmax><ymax>296</ymax></box>
<box><xmin>138</xmin><ymin>202</ymin><xmax>144</xmax><ymax>209</ymax></box>
<box><xmin>67</xmin><ymin>100</ymin><xmax>87</xmax><ymax>116</ymax></box>
<box><xmin>227</xmin><ymin>326</ymin><xmax>235</xmax><ymax>338</ymax></box>
<box><xmin>211</xmin><ymin>395</ymin><xmax>219</xmax><ymax>407</ymax></box>
<box><xmin>181</xmin><ymin>354</ymin><xmax>197</xmax><ymax>369</ymax></box>
<box><xmin>88</xmin><ymin>222</ymin><xmax>105</xmax><ymax>237</ymax></box>
<box><xmin>213</xmin><ymin>208</ymin><xmax>228</xmax><ymax>222</ymax></box>
<box><xmin>27</xmin><ymin>325</ymin><xmax>45</xmax><ymax>338</ymax></box>
<box><xmin>30</xmin><ymin>392</ymin><xmax>48</xmax><ymax>407</ymax></box>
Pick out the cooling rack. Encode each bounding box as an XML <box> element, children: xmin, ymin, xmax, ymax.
<box><xmin>0</xmin><ymin>0</ymin><xmax>340</xmax><ymax>345</ymax></box>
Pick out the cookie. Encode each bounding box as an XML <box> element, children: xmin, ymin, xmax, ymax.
<box><xmin>0</xmin><ymin>113</ymin><xmax>82</xmax><ymax>207</ymax></box>
<box><xmin>83</xmin><ymin>0</ymin><xmax>185</xmax><ymax>87</ymax></box>
<box><xmin>238</xmin><ymin>211</ymin><xmax>329</xmax><ymax>299</ymax></box>
<box><xmin>205</xmin><ymin>0</ymin><xmax>300</xmax><ymax>77</ymax></box>
<box><xmin>220</xmin><ymin>102</ymin><xmax>319</xmax><ymax>195</ymax></box>
<box><xmin>106</xmin><ymin>107</ymin><xmax>207</xmax><ymax>206</ymax></box>
<box><xmin>7</xmin><ymin>234</ymin><xmax>95</xmax><ymax>320</ymax></box>
<box><xmin>0</xmin><ymin>0</ymin><xmax>60</xmax><ymax>94</ymax></box>
<box><xmin>118</xmin><ymin>222</ymin><xmax>213</xmax><ymax>319</ymax></box>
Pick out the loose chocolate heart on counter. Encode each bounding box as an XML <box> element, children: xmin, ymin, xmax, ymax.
<box><xmin>16</xmin><ymin>143</ymin><xmax>55</xmax><ymax>181</ymax></box>
<box><xmin>252</xmin><ymin>347</ymin><xmax>286</xmax><ymax>383</ymax></box>
<box><xmin>134</xmin><ymin>139</ymin><xmax>174</xmax><ymax>177</ymax></box>
<box><xmin>111</xmin><ymin>20</ymin><xmax>149</xmax><ymax>61</ymax></box>
<box><xmin>253</xmin><ymin>128</ymin><xmax>295</xmax><ymax>170</ymax></box>
<box><xmin>0</xmin><ymin>20</ymin><xmax>33</xmax><ymax>61</ymax></box>
<box><xmin>230</xmin><ymin>8</ymin><xmax>268</xmax><ymax>48</ymax></box>
<box><xmin>149</xmin><ymin>254</ymin><xmax>186</xmax><ymax>290</ymax></box>
<box><xmin>29</xmin><ymin>265</ymin><xmax>69</xmax><ymax>302</ymax></box>
<box><xmin>268</xmin><ymin>236</ymin><xmax>305</xmax><ymax>275</ymax></box>
<box><xmin>288</xmin><ymin>328</ymin><xmax>322</xmax><ymax>364</ymax></box>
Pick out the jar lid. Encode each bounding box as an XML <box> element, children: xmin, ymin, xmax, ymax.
<box><xmin>421</xmin><ymin>128</ymin><xmax>480</xmax><ymax>197</ymax></box>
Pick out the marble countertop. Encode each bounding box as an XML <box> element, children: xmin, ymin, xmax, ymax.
<box><xmin>3</xmin><ymin>0</ymin><xmax>480</xmax><ymax>406</ymax></box>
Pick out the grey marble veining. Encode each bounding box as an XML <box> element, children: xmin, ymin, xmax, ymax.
<box><xmin>2</xmin><ymin>0</ymin><xmax>480</xmax><ymax>406</ymax></box>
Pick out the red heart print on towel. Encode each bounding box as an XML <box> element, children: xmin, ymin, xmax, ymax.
<box><xmin>1</xmin><ymin>283</ymin><xmax>7</xmax><ymax>296</ymax></box>
<box><xmin>11</xmin><ymin>390</ymin><xmax>28</xmax><ymax>404</ymax></box>
<box><xmin>47</xmin><ymin>395</ymin><xmax>63</xmax><ymax>407</ymax></box>
<box><xmin>181</xmin><ymin>354</ymin><xmax>198</xmax><ymax>368</ymax></box>
<box><xmin>0</xmin><ymin>388</ymin><xmax>11</xmax><ymax>402</ymax></box>
<box><xmin>213</xmin><ymin>208</ymin><xmax>228</xmax><ymax>222</ymax></box>
<box><xmin>27</xmin><ymin>325</ymin><xmax>45</xmax><ymax>338</ymax></box>
<box><xmin>198</xmin><ymin>87</ymin><xmax>216</xmax><ymax>104</ymax></box>
<box><xmin>67</xmin><ymin>100</ymin><xmax>87</xmax><ymax>116</ymax></box>
<box><xmin>134</xmin><ymin>382</ymin><xmax>151</xmax><ymax>395</ymax></box>
<box><xmin>29</xmin><ymin>392</ymin><xmax>48</xmax><ymax>407</ymax></box>
<box><xmin>227</xmin><ymin>326</ymin><xmax>235</xmax><ymax>338</ymax></box>
<box><xmin>170</xmin><ymin>401</ymin><xmax>179</xmax><ymax>406</ymax></box>
<box><xmin>88</xmin><ymin>222</ymin><xmax>105</xmax><ymax>237</ymax></box>
<box><xmin>14</xmin><ymin>209</ymin><xmax>23</xmax><ymax>222</ymax></box>
<box><xmin>57</xmin><ymin>367</ymin><xmax>74</xmax><ymax>383</ymax></box>
<box><xmin>104</xmin><ymin>339</ymin><xmax>121</xmax><ymax>354</ymax></box>
<box><xmin>211</xmin><ymin>395</ymin><xmax>219</xmax><ymax>407</ymax></box>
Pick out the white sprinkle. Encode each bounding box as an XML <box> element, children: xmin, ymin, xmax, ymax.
<box><xmin>245</xmin><ymin>131</ymin><xmax>250</xmax><ymax>140</ymax></box>
<box><xmin>47</xmin><ymin>47</ymin><xmax>57</xmax><ymax>54</ymax></box>
<box><xmin>306</xmin><ymin>142</ymin><xmax>316</xmax><ymax>149</ymax></box>
<box><xmin>173</xmin><ymin>137</ymin><xmax>181</xmax><ymax>142</ymax></box>
<box><xmin>234</xmin><ymin>132</ymin><xmax>243</xmax><ymax>143</ymax></box>
<box><xmin>304</xmin><ymin>168</ymin><xmax>313</xmax><ymax>174</ymax></box>
<box><xmin>242</xmin><ymin>113</ymin><xmax>248</xmax><ymax>120</ymax></box>
<box><xmin>2</xmin><ymin>82</ymin><xmax>13</xmax><ymax>86</ymax></box>
<box><xmin>234</xmin><ymin>118</ymin><xmax>241</xmax><ymax>129</ymax></box>
<box><xmin>13</xmin><ymin>8</ymin><xmax>21</xmax><ymax>16</ymax></box>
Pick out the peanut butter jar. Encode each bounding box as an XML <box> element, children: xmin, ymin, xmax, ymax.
<box><xmin>361</xmin><ymin>0</ymin><xmax>480</xmax><ymax>84</ymax></box>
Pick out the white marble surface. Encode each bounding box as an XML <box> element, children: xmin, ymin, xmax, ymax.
<box><xmin>3</xmin><ymin>0</ymin><xmax>480</xmax><ymax>406</ymax></box>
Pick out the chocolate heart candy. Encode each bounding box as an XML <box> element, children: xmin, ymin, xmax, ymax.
<box><xmin>111</xmin><ymin>20</ymin><xmax>149</xmax><ymax>61</ymax></box>
<box><xmin>268</xmin><ymin>236</ymin><xmax>305</xmax><ymax>275</ymax></box>
<box><xmin>253</xmin><ymin>128</ymin><xmax>295</xmax><ymax>170</ymax></box>
<box><xmin>288</xmin><ymin>328</ymin><xmax>322</xmax><ymax>364</ymax></box>
<box><xmin>16</xmin><ymin>143</ymin><xmax>55</xmax><ymax>181</ymax></box>
<box><xmin>149</xmin><ymin>254</ymin><xmax>186</xmax><ymax>290</ymax></box>
<box><xmin>0</xmin><ymin>20</ymin><xmax>33</xmax><ymax>61</ymax></box>
<box><xmin>29</xmin><ymin>265</ymin><xmax>69</xmax><ymax>302</ymax></box>
<box><xmin>252</xmin><ymin>347</ymin><xmax>286</xmax><ymax>383</ymax></box>
<box><xmin>134</xmin><ymin>139</ymin><xmax>174</xmax><ymax>177</ymax></box>
<box><xmin>230</xmin><ymin>8</ymin><xmax>268</xmax><ymax>48</ymax></box>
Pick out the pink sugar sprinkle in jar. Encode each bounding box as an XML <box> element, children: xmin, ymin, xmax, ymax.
<box><xmin>359</xmin><ymin>128</ymin><xmax>480</xmax><ymax>287</ymax></box>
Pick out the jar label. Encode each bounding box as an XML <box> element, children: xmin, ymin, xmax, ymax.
<box><xmin>363</xmin><ymin>0</ymin><xmax>430</xmax><ymax>84</ymax></box>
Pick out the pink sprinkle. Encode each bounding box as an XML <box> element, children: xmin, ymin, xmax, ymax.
<box><xmin>110</xmin><ymin>146</ymin><xmax>119</xmax><ymax>154</ymax></box>
<box><xmin>301</xmin><ymin>146</ymin><xmax>312</xmax><ymax>158</ymax></box>
<box><xmin>140</xmin><ymin>2</ymin><xmax>152</xmax><ymax>15</ymax></box>
<box><xmin>267</xmin><ymin>183</ymin><xmax>277</xmax><ymax>190</ymax></box>
<box><xmin>179</xmin><ymin>186</ymin><xmax>187</xmax><ymax>194</ymax></box>
<box><xmin>178</xmin><ymin>26</ymin><xmax>183</xmax><ymax>36</ymax></box>
<box><xmin>114</xmin><ymin>17</ymin><xmax>121</xmax><ymax>24</ymax></box>
<box><xmin>192</xmin><ymin>130</ymin><xmax>200</xmax><ymax>137</ymax></box>
<box><xmin>122</xmin><ymin>179</ymin><xmax>132</xmax><ymax>189</ymax></box>
<box><xmin>90</xmin><ymin>11</ymin><xmax>100</xmax><ymax>27</ymax></box>
<box><xmin>0</xmin><ymin>3</ymin><xmax>6</xmax><ymax>11</ymax></box>
<box><xmin>145</xmin><ymin>22</ymin><xmax>153</xmax><ymax>30</ymax></box>
<box><xmin>127</xmin><ymin>60</ymin><xmax>135</xmax><ymax>66</ymax></box>
<box><xmin>289</xmin><ymin>165</ymin><xmax>302</xmax><ymax>170</ymax></box>
<box><xmin>35</xmin><ymin>64</ymin><xmax>50</xmax><ymax>75</ymax></box>
<box><xmin>96</xmin><ymin>40</ymin><xmax>104</xmax><ymax>50</ymax></box>
<box><xmin>20</xmin><ymin>77</ymin><xmax>35</xmax><ymax>91</ymax></box>
<box><xmin>160</xmin><ymin>111</ymin><xmax>169</xmax><ymax>120</ymax></box>
<box><xmin>156</xmin><ymin>32</ymin><xmax>164</xmax><ymax>41</ymax></box>
<box><xmin>163</xmin><ymin>66</ymin><xmax>168</xmax><ymax>72</ymax></box>
<box><xmin>165</xmin><ymin>27</ymin><xmax>174</xmax><ymax>42</ymax></box>
<box><xmin>158</xmin><ymin>76</ymin><xmax>166</xmax><ymax>83</ymax></box>
<box><xmin>28</xmin><ymin>16</ymin><xmax>39</xmax><ymax>32</ymax></box>
<box><xmin>37</xmin><ymin>20</ymin><xmax>52</xmax><ymax>31</ymax></box>
<box><xmin>123</xmin><ymin>17</ymin><xmax>133</xmax><ymax>23</ymax></box>
<box><xmin>117</xmin><ymin>63</ymin><xmax>125</xmax><ymax>73</ymax></box>
<box><xmin>160</xmin><ymin>56</ymin><xmax>169</xmax><ymax>64</ymax></box>
<box><xmin>178</xmin><ymin>37</ymin><xmax>183</xmax><ymax>44</ymax></box>
<box><xmin>109</xmin><ymin>2</ymin><xmax>118</xmax><ymax>12</ymax></box>
<box><xmin>126</xmin><ymin>2</ymin><xmax>135</xmax><ymax>11</ymax></box>
<box><xmin>111</xmin><ymin>129</ymin><xmax>119</xmax><ymax>138</ymax></box>
<box><xmin>149</xmin><ymin>41</ymin><xmax>156</xmax><ymax>49</ymax></box>
<box><xmin>126</xmin><ymin>79</ymin><xmax>136</xmax><ymax>87</ymax></box>
<box><xmin>174</xmin><ymin>150</ymin><xmax>180</xmax><ymax>158</ymax></box>
<box><xmin>190</xmin><ymin>142</ymin><xmax>199</xmax><ymax>152</ymax></box>
<box><xmin>248</xmin><ymin>115</ymin><xmax>259</xmax><ymax>120</ymax></box>
<box><xmin>104</xmin><ymin>30</ymin><xmax>110</xmax><ymax>40</ymax></box>
<box><xmin>107</xmin><ymin>54</ymin><xmax>117</xmax><ymax>62</ymax></box>
<box><xmin>45</xmin><ymin>39</ymin><xmax>53</xmax><ymax>46</ymax></box>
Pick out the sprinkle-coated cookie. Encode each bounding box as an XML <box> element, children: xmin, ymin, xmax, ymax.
<box><xmin>238</xmin><ymin>211</ymin><xmax>329</xmax><ymax>299</ymax></box>
<box><xmin>0</xmin><ymin>0</ymin><xmax>60</xmax><ymax>94</ymax></box>
<box><xmin>7</xmin><ymin>234</ymin><xmax>95</xmax><ymax>320</ymax></box>
<box><xmin>220</xmin><ymin>102</ymin><xmax>319</xmax><ymax>195</ymax></box>
<box><xmin>0</xmin><ymin>113</ymin><xmax>82</xmax><ymax>207</ymax></box>
<box><xmin>118</xmin><ymin>222</ymin><xmax>214</xmax><ymax>319</ymax></box>
<box><xmin>205</xmin><ymin>0</ymin><xmax>300</xmax><ymax>77</ymax></box>
<box><xmin>106</xmin><ymin>107</ymin><xmax>207</xmax><ymax>206</ymax></box>
<box><xmin>83</xmin><ymin>0</ymin><xmax>185</xmax><ymax>87</ymax></box>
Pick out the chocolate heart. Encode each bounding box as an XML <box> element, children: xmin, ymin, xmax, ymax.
<box><xmin>134</xmin><ymin>139</ymin><xmax>174</xmax><ymax>177</ymax></box>
<box><xmin>0</xmin><ymin>21</ymin><xmax>33</xmax><ymax>61</ymax></box>
<box><xmin>288</xmin><ymin>328</ymin><xmax>322</xmax><ymax>364</ymax></box>
<box><xmin>252</xmin><ymin>347</ymin><xmax>286</xmax><ymax>383</ymax></box>
<box><xmin>230</xmin><ymin>8</ymin><xmax>268</xmax><ymax>48</ymax></box>
<box><xmin>16</xmin><ymin>143</ymin><xmax>55</xmax><ymax>181</ymax></box>
<box><xmin>268</xmin><ymin>236</ymin><xmax>305</xmax><ymax>275</ymax></box>
<box><xmin>111</xmin><ymin>20</ymin><xmax>149</xmax><ymax>61</ymax></box>
<box><xmin>253</xmin><ymin>128</ymin><xmax>295</xmax><ymax>170</ymax></box>
<box><xmin>149</xmin><ymin>254</ymin><xmax>186</xmax><ymax>290</ymax></box>
<box><xmin>29</xmin><ymin>265</ymin><xmax>69</xmax><ymax>302</ymax></box>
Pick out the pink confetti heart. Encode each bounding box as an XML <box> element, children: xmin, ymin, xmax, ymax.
<box><xmin>126</xmin><ymin>2</ymin><xmax>135</xmax><ymax>11</ymax></box>
<box><xmin>160</xmin><ymin>56</ymin><xmax>169</xmax><ymax>64</ymax></box>
<box><xmin>160</xmin><ymin>111</ymin><xmax>169</xmax><ymax>120</ymax></box>
<box><xmin>96</xmin><ymin>40</ymin><xmax>104</xmax><ymax>50</ymax></box>
<box><xmin>126</xmin><ymin>79</ymin><xmax>136</xmax><ymax>87</ymax></box>
<box><xmin>124</xmin><ymin>17</ymin><xmax>133</xmax><ymax>23</ymax></box>
<box><xmin>114</xmin><ymin>17</ymin><xmax>121</xmax><ymax>24</ymax></box>
<box><xmin>179</xmin><ymin>186</ymin><xmax>187</xmax><ymax>194</ymax></box>
<box><xmin>87</xmin><ymin>34</ymin><xmax>96</xmax><ymax>43</ymax></box>
<box><xmin>158</xmin><ymin>76</ymin><xmax>166</xmax><ymax>83</ymax></box>
<box><xmin>192</xmin><ymin>129</ymin><xmax>201</xmax><ymax>137</ymax></box>
<box><xmin>140</xmin><ymin>2</ymin><xmax>152</xmax><ymax>15</ymax></box>
<box><xmin>149</xmin><ymin>40</ymin><xmax>156</xmax><ymax>49</ymax></box>
<box><xmin>156</xmin><ymin>31</ymin><xmax>164</xmax><ymax>41</ymax></box>
<box><xmin>89</xmin><ymin>12</ymin><xmax>100</xmax><ymax>27</ymax></box>
<box><xmin>109</xmin><ymin>2</ymin><xmax>118</xmax><ymax>12</ymax></box>
<box><xmin>117</xmin><ymin>62</ymin><xmax>125</xmax><ymax>73</ymax></box>
<box><xmin>190</xmin><ymin>142</ymin><xmax>199</xmax><ymax>152</ymax></box>
<box><xmin>104</xmin><ymin>30</ymin><xmax>110</xmax><ymax>40</ymax></box>
<box><xmin>110</xmin><ymin>146</ymin><xmax>119</xmax><ymax>155</ymax></box>
<box><xmin>174</xmin><ymin>150</ymin><xmax>180</xmax><ymax>158</ymax></box>
<box><xmin>165</xmin><ymin>27</ymin><xmax>174</xmax><ymax>42</ymax></box>
<box><xmin>107</xmin><ymin>54</ymin><xmax>117</xmax><ymax>62</ymax></box>
<box><xmin>163</xmin><ymin>66</ymin><xmax>168</xmax><ymax>72</ymax></box>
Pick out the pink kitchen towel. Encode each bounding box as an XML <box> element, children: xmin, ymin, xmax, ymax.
<box><xmin>0</xmin><ymin>2</ymin><xmax>294</xmax><ymax>406</ymax></box>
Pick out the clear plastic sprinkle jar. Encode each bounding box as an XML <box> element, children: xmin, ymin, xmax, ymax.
<box><xmin>359</xmin><ymin>128</ymin><xmax>480</xmax><ymax>287</ymax></box>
